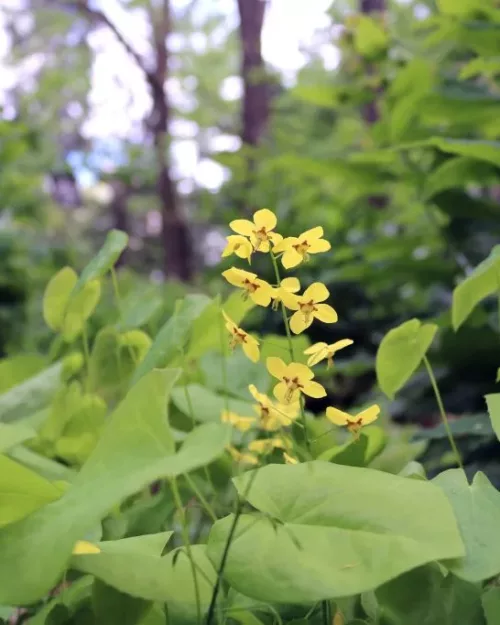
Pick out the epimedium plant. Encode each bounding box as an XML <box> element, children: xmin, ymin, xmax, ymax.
<box><xmin>1</xmin><ymin>219</ymin><xmax>500</xmax><ymax>625</ymax></box>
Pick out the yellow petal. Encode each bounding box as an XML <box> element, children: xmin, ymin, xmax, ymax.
<box><xmin>272</xmin><ymin>236</ymin><xmax>294</xmax><ymax>253</ymax></box>
<box><xmin>280</xmin><ymin>290</ymin><xmax>300</xmax><ymax>311</ymax></box>
<box><xmin>230</xmin><ymin>219</ymin><xmax>254</xmax><ymax>236</ymax></box>
<box><xmin>282</xmin><ymin>249</ymin><xmax>303</xmax><ymax>269</ymax></box>
<box><xmin>250</xmin><ymin>281</ymin><xmax>272</xmax><ymax>307</ymax></box>
<box><xmin>300</xmin><ymin>226</ymin><xmax>323</xmax><ymax>241</ymax></box>
<box><xmin>303</xmin><ymin>380</ymin><xmax>327</xmax><ymax>398</ymax></box>
<box><xmin>356</xmin><ymin>404</ymin><xmax>380</xmax><ymax>425</ymax></box>
<box><xmin>314</xmin><ymin>304</ymin><xmax>338</xmax><ymax>324</ymax></box>
<box><xmin>222</xmin><ymin>267</ymin><xmax>244</xmax><ymax>288</ymax></box>
<box><xmin>256</xmin><ymin>239</ymin><xmax>271</xmax><ymax>253</ymax></box>
<box><xmin>304</xmin><ymin>342</ymin><xmax>328</xmax><ymax>355</ymax></box>
<box><xmin>234</xmin><ymin>241</ymin><xmax>254</xmax><ymax>259</ymax></box>
<box><xmin>290</xmin><ymin>311</ymin><xmax>310</xmax><ymax>334</ymax></box>
<box><xmin>330</xmin><ymin>339</ymin><xmax>354</xmax><ymax>353</ymax></box>
<box><xmin>267</xmin><ymin>356</ymin><xmax>287</xmax><ymax>379</ymax></box>
<box><xmin>253</xmin><ymin>208</ymin><xmax>277</xmax><ymax>230</ymax></box>
<box><xmin>306</xmin><ymin>347</ymin><xmax>329</xmax><ymax>367</ymax></box>
<box><xmin>72</xmin><ymin>540</ymin><xmax>101</xmax><ymax>555</ymax></box>
<box><xmin>273</xmin><ymin>382</ymin><xmax>299</xmax><ymax>404</ymax></box>
<box><xmin>248</xmin><ymin>384</ymin><xmax>260</xmax><ymax>402</ymax></box>
<box><xmin>287</xmin><ymin>362</ymin><xmax>314</xmax><ymax>381</ymax></box>
<box><xmin>269</xmin><ymin>232</ymin><xmax>283</xmax><ymax>245</ymax></box>
<box><xmin>326</xmin><ymin>406</ymin><xmax>350</xmax><ymax>426</ymax></box>
<box><xmin>283</xmin><ymin>452</ymin><xmax>298</xmax><ymax>465</ymax></box>
<box><xmin>303</xmin><ymin>282</ymin><xmax>329</xmax><ymax>303</ymax></box>
<box><xmin>281</xmin><ymin>277</ymin><xmax>300</xmax><ymax>293</ymax></box>
<box><xmin>309</xmin><ymin>239</ymin><xmax>331</xmax><ymax>254</ymax></box>
<box><xmin>242</xmin><ymin>338</ymin><xmax>260</xmax><ymax>363</ymax></box>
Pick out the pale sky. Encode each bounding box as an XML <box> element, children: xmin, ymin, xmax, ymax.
<box><xmin>0</xmin><ymin>0</ymin><xmax>336</xmax><ymax>188</ymax></box>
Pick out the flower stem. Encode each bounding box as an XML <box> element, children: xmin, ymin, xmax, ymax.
<box><xmin>170</xmin><ymin>477</ymin><xmax>201</xmax><ymax>625</ymax></box>
<box><xmin>423</xmin><ymin>355</ymin><xmax>463</xmax><ymax>470</ymax></box>
<box><xmin>270</xmin><ymin>251</ymin><xmax>311</xmax><ymax>455</ymax></box>
<box><xmin>184</xmin><ymin>474</ymin><xmax>218</xmax><ymax>523</ymax></box>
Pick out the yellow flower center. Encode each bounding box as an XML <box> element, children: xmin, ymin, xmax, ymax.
<box><xmin>230</xmin><ymin>327</ymin><xmax>247</xmax><ymax>349</ymax></box>
<box><xmin>346</xmin><ymin>418</ymin><xmax>363</xmax><ymax>437</ymax></box>
<box><xmin>299</xmin><ymin>299</ymin><xmax>317</xmax><ymax>323</ymax></box>
<box><xmin>242</xmin><ymin>278</ymin><xmax>260</xmax><ymax>296</ymax></box>
<box><xmin>253</xmin><ymin>227</ymin><xmax>270</xmax><ymax>250</ymax></box>
<box><xmin>293</xmin><ymin>240</ymin><xmax>311</xmax><ymax>259</ymax></box>
<box><xmin>282</xmin><ymin>376</ymin><xmax>304</xmax><ymax>402</ymax></box>
<box><xmin>259</xmin><ymin>403</ymin><xmax>271</xmax><ymax>425</ymax></box>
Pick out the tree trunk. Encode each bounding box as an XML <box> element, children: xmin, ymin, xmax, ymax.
<box><xmin>150</xmin><ymin>1</ymin><xmax>193</xmax><ymax>281</ymax></box>
<box><xmin>236</xmin><ymin>0</ymin><xmax>270</xmax><ymax>213</ymax></box>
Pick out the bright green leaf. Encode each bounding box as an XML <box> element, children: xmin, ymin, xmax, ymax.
<box><xmin>43</xmin><ymin>267</ymin><xmax>78</xmax><ymax>332</ymax></box>
<box><xmin>207</xmin><ymin>462</ymin><xmax>464</xmax><ymax>603</ymax></box>
<box><xmin>171</xmin><ymin>384</ymin><xmax>255</xmax><ymax>424</ymax></box>
<box><xmin>62</xmin><ymin>279</ymin><xmax>101</xmax><ymax>342</ymax></box>
<box><xmin>74</xmin><ymin>230</ymin><xmax>128</xmax><ymax>294</ymax></box>
<box><xmin>0</xmin><ymin>354</ymin><xmax>47</xmax><ymax>394</ymax></box>
<box><xmin>485</xmin><ymin>393</ymin><xmax>500</xmax><ymax>442</ymax></box>
<box><xmin>483</xmin><ymin>587</ymin><xmax>500</xmax><ymax>625</ymax></box>
<box><xmin>353</xmin><ymin>16</ymin><xmax>388</xmax><ymax>58</ymax></box>
<box><xmin>0</xmin><ymin>422</ymin><xmax>36</xmax><ymax>452</ymax></box>
<box><xmin>376</xmin><ymin>319</ymin><xmax>437</xmax><ymax>398</ymax></box>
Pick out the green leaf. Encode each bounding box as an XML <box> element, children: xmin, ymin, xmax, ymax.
<box><xmin>200</xmin><ymin>350</ymin><xmax>271</xmax><ymax>398</ymax></box>
<box><xmin>376</xmin><ymin>319</ymin><xmax>438</xmax><ymax>399</ymax></box>
<box><xmin>434</xmin><ymin>469</ymin><xmax>500</xmax><ymax>581</ymax></box>
<box><xmin>0</xmin><ymin>369</ymin><xmax>230</xmax><ymax>604</ymax></box>
<box><xmin>74</xmin><ymin>230</ymin><xmax>128</xmax><ymax>294</ymax></box>
<box><xmin>62</xmin><ymin>279</ymin><xmax>101</xmax><ymax>342</ymax></box>
<box><xmin>0</xmin><ymin>354</ymin><xmax>47</xmax><ymax>394</ymax></box>
<box><xmin>437</xmin><ymin>0</ymin><xmax>490</xmax><ymax>17</ymax></box>
<box><xmin>27</xmin><ymin>576</ymin><xmax>93</xmax><ymax>625</ymax></box>
<box><xmin>353</xmin><ymin>16</ymin><xmax>388</xmax><ymax>58</ymax></box>
<box><xmin>0</xmin><ymin>362</ymin><xmax>63</xmax><ymax>424</ymax></box>
<box><xmin>452</xmin><ymin>247</ymin><xmax>500</xmax><ymax>330</ymax></box>
<box><xmin>0</xmin><ymin>455</ymin><xmax>62</xmax><ymax>528</ymax></box>
<box><xmin>485</xmin><ymin>395</ymin><xmax>500</xmax><ymax>442</ymax></box>
<box><xmin>207</xmin><ymin>462</ymin><xmax>464</xmax><ymax>603</ymax></box>
<box><xmin>260</xmin><ymin>334</ymin><xmax>311</xmax><ymax>365</ymax></box>
<box><xmin>318</xmin><ymin>427</ymin><xmax>386</xmax><ymax>467</ymax></box>
<box><xmin>483</xmin><ymin>587</ymin><xmax>500</xmax><ymax>625</ymax></box>
<box><xmin>424</xmin><ymin>157</ymin><xmax>497</xmax><ymax>199</ymax></box>
<box><xmin>43</xmin><ymin>267</ymin><xmax>78</xmax><ymax>332</ymax></box>
<box><xmin>0</xmin><ymin>422</ymin><xmax>36</xmax><ymax>452</ymax></box>
<box><xmin>171</xmin><ymin>384</ymin><xmax>255</xmax><ymax>424</ymax></box>
<box><xmin>92</xmin><ymin>580</ymin><xmax>152</xmax><ymax>625</ymax></box>
<box><xmin>117</xmin><ymin>292</ymin><xmax>164</xmax><ymax>332</ymax></box>
<box><xmin>132</xmin><ymin>294</ymin><xmax>212</xmax><ymax>384</ymax></box>
<box><xmin>74</xmin><ymin>539</ymin><xmax>216</xmax><ymax>624</ymax></box>
<box><xmin>8</xmin><ymin>445</ymin><xmax>75</xmax><ymax>482</ymax></box>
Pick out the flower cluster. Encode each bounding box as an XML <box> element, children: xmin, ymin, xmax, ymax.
<box><xmin>220</xmin><ymin>209</ymin><xmax>380</xmax><ymax>464</ymax></box>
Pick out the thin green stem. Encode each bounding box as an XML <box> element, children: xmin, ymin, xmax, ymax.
<box><xmin>321</xmin><ymin>600</ymin><xmax>330</xmax><ymax>625</ymax></box>
<box><xmin>184</xmin><ymin>474</ymin><xmax>218</xmax><ymax>523</ymax></box>
<box><xmin>170</xmin><ymin>477</ymin><xmax>202</xmax><ymax>625</ymax></box>
<box><xmin>270</xmin><ymin>251</ymin><xmax>311</xmax><ymax>454</ymax></box>
<box><xmin>423</xmin><ymin>355</ymin><xmax>463</xmax><ymax>470</ymax></box>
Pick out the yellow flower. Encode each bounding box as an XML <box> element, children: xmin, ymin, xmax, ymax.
<box><xmin>248</xmin><ymin>384</ymin><xmax>299</xmax><ymax>431</ymax></box>
<box><xmin>273</xmin><ymin>226</ymin><xmax>331</xmax><ymax>268</ymax></box>
<box><xmin>221</xmin><ymin>235</ymin><xmax>253</xmax><ymax>261</ymax></box>
<box><xmin>271</xmin><ymin>277</ymin><xmax>300</xmax><ymax>311</ymax></box>
<box><xmin>326</xmin><ymin>404</ymin><xmax>380</xmax><ymax>437</ymax></box>
<box><xmin>281</xmin><ymin>282</ymin><xmax>338</xmax><ymax>334</ymax></box>
<box><xmin>230</xmin><ymin>208</ymin><xmax>282</xmax><ymax>252</ymax></box>
<box><xmin>222</xmin><ymin>310</ymin><xmax>260</xmax><ymax>362</ymax></box>
<box><xmin>304</xmin><ymin>339</ymin><xmax>354</xmax><ymax>368</ymax></box>
<box><xmin>283</xmin><ymin>452</ymin><xmax>298</xmax><ymax>464</ymax></box>
<box><xmin>227</xmin><ymin>445</ymin><xmax>259</xmax><ymax>465</ymax></box>
<box><xmin>221</xmin><ymin>410</ymin><xmax>255</xmax><ymax>432</ymax></box>
<box><xmin>72</xmin><ymin>540</ymin><xmax>101</xmax><ymax>555</ymax></box>
<box><xmin>222</xmin><ymin>267</ymin><xmax>273</xmax><ymax>307</ymax></box>
<box><xmin>266</xmin><ymin>357</ymin><xmax>326</xmax><ymax>404</ymax></box>
<box><xmin>248</xmin><ymin>437</ymin><xmax>288</xmax><ymax>455</ymax></box>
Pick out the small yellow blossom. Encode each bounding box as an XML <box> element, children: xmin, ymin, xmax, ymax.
<box><xmin>230</xmin><ymin>208</ymin><xmax>282</xmax><ymax>252</ymax></box>
<box><xmin>222</xmin><ymin>267</ymin><xmax>273</xmax><ymax>307</ymax></box>
<box><xmin>72</xmin><ymin>540</ymin><xmax>101</xmax><ymax>555</ymax></box>
<box><xmin>221</xmin><ymin>410</ymin><xmax>255</xmax><ymax>432</ymax></box>
<box><xmin>248</xmin><ymin>437</ymin><xmax>288</xmax><ymax>455</ymax></box>
<box><xmin>283</xmin><ymin>452</ymin><xmax>298</xmax><ymax>465</ymax></box>
<box><xmin>273</xmin><ymin>226</ymin><xmax>331</xmax><ymax>268</ymax></box>
<box><xmin>281</xmin><ymin>282</ymin><xmax>338</xmax><ymax>334</ymax></box>
<box><xmin>304</xmin><ymin>339</ymin><xmax>354</xmax><ymax>368</ymax></box>
<box><xmin>222</xmin><ymin>235</ymin><xmax>253</xmax><ymax>261</ymax></box>
<box><xmin>248</xmin><ymin>384</ymin><xmax>299</xmax><ymax>431</ymax></box>
<box><xmin>222</xmin><ymin>310</ymin><xmax>260</xmax><ymax>362</ymax></box>
<box><xmin>227</xmin><ymin>445</ymin><xmax>259</xmax><ymax>465</ymax></box>
<box><xmin>266</xmin><ymin>357</ymin><xmax>326</xmax><ymax>404</ymax></box>
<box><xmin>271</xmin><ymin>277</ymin><xmax>300</xmax><ymax>311</ymax></box>
<box><xmin>326</xmin><ymin>404</ymin><xmax>380</xmax><ymax>437</ymax></box>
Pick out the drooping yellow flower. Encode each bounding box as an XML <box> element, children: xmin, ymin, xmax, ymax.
<box><xmin>227</xmin><ymin>445</ymin><xmax>259</xmax><ymax>465</ymax></box>
<box><xmin>72</xmin><ymin>540</ymin><xmax>101</xmax><ymax>555</ymax></box>
<box><xmin>281</xmin><ymin>282</ymin><xmax>338</xmax><ymax>334</ymax></box>
<box><xmin>326</xmin><ymin>404</ymin><xmax>380</xmax><ymax>437</ymax></box>
<box><xmin>230</xmin><ymin>208</ymin><xmax>282</xmax><ymax>252</ymax></box>
<box><xmin>222</xmin><ymin>310</ymin><xmax>260</xmax><ymax>362</ymax></box>
<box><xmin>248</xmin><ymin>437</ymin><xmax>288</xmax><ymax>455</ymax></box>
<box><xmin>221</xmin><ymin>410</ymin><xmax>255</xmax><ymax>432</ymax></box>
<box><xmin>273</xmin><ymin>226</ymin><xmax>331</xmax><ymax>268</ymax></box>
<box><xmin>266</xmin><ymin>357</ymin><xmax>326</xmax><ymax>404</ymax></box>
<box><xmin>271</xmin><ymin>277</ymin><xmax>300</xmax><ymax>311</ymax></box>
<box><xmin>304</xmin><ymin>339</ymin><xmax>354</xmax><ymax>368</ymax></box>
<box><xmin>248</xmin><ymin>384</ymin><xmax>299</xmax><ymax>431</ymax></box>
<box><xmin>283</xmin><ymin>452</ymin><xmax>298</xmax><ymax>465</ymax></box>
<box><xmin>221</xmin><ymin>235</ymin><xmax>253</xmax><ymax>261</ymax></box>
<box><xmin>222</xmin><ymin>267</ymin><xmax>273</xmax><ymax>307</ymax></box>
